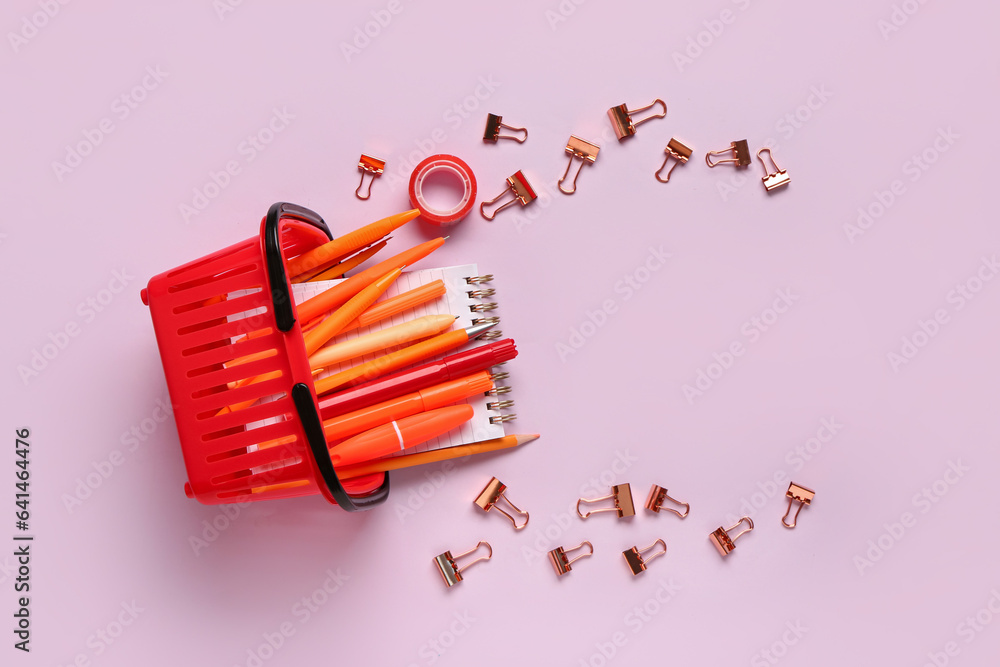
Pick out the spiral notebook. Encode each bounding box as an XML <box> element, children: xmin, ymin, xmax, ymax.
<box><xmin>290</xmin><ymin>264</ymin><xmax>514</xmax><ymax>455</ymax></box>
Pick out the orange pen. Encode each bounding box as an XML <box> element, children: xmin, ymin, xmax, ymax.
<box><xmin>287</xmin><ymin>209</ymin><xmax>418</xmax><ymax>278</ymax></box>
<box><xmin>302</xmin><ymin>266</ymin><xmax>402</xmax><ymax>356</ymax></box>
<box><xmin>321</xmin><ymin>371</ymin><xmax>492</xmax><ymax>443</ymax></box>
<box><xmin>314</xmin><ymin>321</ymin><xmax>496</xmax><ymax>396</ymax></box>
<box><xmin>295</xmin><ymin>238</ymin><xmax>389</xmax><ymax>283</ymax></box>
<box><xmin>338</xmin><ymin>279</ymin><xmax>446</xmax><ymax>333</ymax></box>
<box><xmin>296</xmin><ymin>237</ymin><xmax>445</xmax><ymax>324</ymax></box>
<box><xmin>328</xmin><ymin>404</ymin><xmax>475</xmax><ymax>467</ymax></box>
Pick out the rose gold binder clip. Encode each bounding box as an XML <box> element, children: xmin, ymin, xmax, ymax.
<box><xmin>622</xmin><ymin>539</ymin><xmax>667</xmax><ymax>576</ymax></box>
<box><xmin>548</xmin><ymin>541</ymin><xmax>594</xmax><ymax>577</ymax></box>
<box><xmin>709</xmin><ymin>517</ymin><xmax>754</xmax><ymax>557</ymax></box>
<box><xmin>558</xmin><ymin>135</ymin><xmax>600</xmax><ymax>195</ymax></box>
<box><xmin>480</xmin><ymin>171</ymin><xmax>537</xmax><ymax>221</ymax></box>
<box><xmin>644</xmin><ymin>485</ymin><xmax>690</xmax><ymax>518</ymax></box>
<box><xmin>483</xmin><ymin>113</ymin><xmax>528</xmax><ymax>144</ymax></box>
<box><xmin>782</xmin><ymin>482</ymin><xmax>815</xmax><ymax>528</ymax></box>
<box><xmin>607</xmin><ymin>99</ymin><xmax>667</xmax><ymax>141</ymax></box>
<box><xmin>355</xmin><ymin>154</ymin><xmax>385</xmax><ymax>200</ymax></box>
<box><xmin>577</xmin><ymin>483</ymin><xmax>634</xmax><ymax>519</ymax></box>
<box><xmin>473</xmin><ymin>477</ymin><xmax>529</xmax><ymax>530</ymax></box>
<box><xmin>757</xmin><ymin>147</ymin><xmax>790</xmax><ymax>192</ymax></box>
<box><xmin>655</xmin><ymin>138</ymin><xmax>694</xmax><ymax>183</ymax></box>
<box><xmin>434</xmin><ymin>540</ymin><xmax>492</xmax><ymax>588</ymax></box>
<box><xmin>705</xmin><ymin>140</ymin><xmax>751</xmax><ymax>168</ymax></box>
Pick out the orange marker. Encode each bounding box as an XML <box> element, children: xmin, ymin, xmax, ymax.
<box><xmin>320</xmin><ymin>371</ymin><xmax>492</xmax><ymax>443</ymax></box>
<box><xmin>338</xmin><ymin>280</ymin><xmax>446</xmax><ymax>333</ymax></box>
<box><xmin>328</xmin><ymin>404</ymin><xmax>475</xmax><ymax>467</ymax></box>
<box><xmin>302</xmin><ymin>266</ymin><xmax>402</xmax><ymax>356</ymax></box>
<box><xmin>297</xmin><ymin>237</ymin><xmax>445</xmax><ymax>324</ymax></box>
<box><xmin>287</xmin><ymin>209</ymin><xmax>419</xmax><ymax>278</ymax></box>
<box><xmin>314</xmin><ymin>321</ymin><xmax>496</xmax><ymax>396</ymax></box>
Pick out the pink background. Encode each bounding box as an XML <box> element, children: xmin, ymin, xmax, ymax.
<box><xmin>4</xmin><ymin>1</ymin><xmax>1000</xmax><ymax>665</ymax></box>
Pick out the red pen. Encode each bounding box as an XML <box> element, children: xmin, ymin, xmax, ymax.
<box><xmin>318</xmin><ymin>338</ymin><xmax>517</xmax><ymax>420</ymax></box>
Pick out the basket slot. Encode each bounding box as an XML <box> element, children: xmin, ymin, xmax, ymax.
<box><xmin>202</xmin><ymin>416</ymin><xmax>294</xmax><ymax>446</ymax></box>
<box><xmin>178</xmin><ymin>312</ymin><xmax>274</xmax><ymax>356</ymax></box>
<box><xmin>180</xmin><ymin>329</ymin><xmax>276</xmax><ymax>366</ymax></box>
<box><xmin>188</xmin><ymin>354</ymin><xmax>284</xmax><ymax>393</ymax></box>
<box><xmin>167</xmin><ymin>271</ymin><xmax>262</xmax><ymax>314</ymax></box>
<box><xmin>167</xmin><ymin>262</ymin><xmax>258</xmax><ymax>295</ymax></box>
<box><xmin>172</xmin><ymin>288</ymin><xmax>265</xmax><ymax>329</ymax></box>
<box><xmin>219</xmin><ymin>479</ymin><xmax>313</xmax><ymax>501</ymax></box>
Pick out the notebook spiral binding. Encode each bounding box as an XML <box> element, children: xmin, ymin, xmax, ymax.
<box><xmin>465</xmin><ymin>272</ymin><xmax>516</xmax><ymax>426</ymax></box>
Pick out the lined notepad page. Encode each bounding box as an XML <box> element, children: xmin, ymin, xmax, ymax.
<box><xmin>292</xmin><ymin>264</ymin><xmax>506</xmax><ymax>454</ymax></box>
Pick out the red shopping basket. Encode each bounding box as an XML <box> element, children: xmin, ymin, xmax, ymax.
<box><xmin>140</xmin><ymin>202</ymin><xmax>389</xmax><ymax>511</ymax></box>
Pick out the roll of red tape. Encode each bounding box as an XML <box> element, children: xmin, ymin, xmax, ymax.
<box><xmin>408</xmin><ymin>154</ymin><xmax>477</xmax><ymax>227</ymax></box>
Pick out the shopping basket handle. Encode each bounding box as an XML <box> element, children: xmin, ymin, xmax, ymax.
<box><xmin>263</xmin><ymin>202</ymin><xmax>332</xmax><ymax>333</ymax></box>
<box><xmin>263</xmin><ymin>203</ymin><xmax>390</xmax><ymax>511</ymax></box>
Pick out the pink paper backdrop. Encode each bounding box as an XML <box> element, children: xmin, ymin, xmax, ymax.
<box><xmin>3</xmin><ymin>1</ymin><xmax>999</xmax><ymax>665</ymax></box>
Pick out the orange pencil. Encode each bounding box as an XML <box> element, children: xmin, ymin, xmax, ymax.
<box><xmin>287</xmin><ymin>209</ymin><xmax>418</xmax><ymax>277</ymax></box>
<box><xmin>338</xmin><ymin>280</ymin><xmax>446</xmax><ymax>334</ymax></box>
<box><xmin>314</xmin><ymin>321</ymin><xmax>496</xmax><ymax>396</ymax></box>
<box><xmin>294</xmin><ymin>238</ymin><xmax>389</xmax><ymax>284</ymax></box>
<box><xmin>328</xmin><ymin>404</ymin><xmax>474</xmax><ymax>467</ymax></box>
<box><xmin>302</xmin><ymin>266</ymin><xmax>402</xmax><ymax>356</ymax></box>
<box><xmin>319</xmin><ymin>371</ymin><xmax>492</xmax><ymax>443</ymax></box>
<box><xmin>296</xmin><ymin>237</ymin><xmax>446</xmax><ymax>324</ymax></box>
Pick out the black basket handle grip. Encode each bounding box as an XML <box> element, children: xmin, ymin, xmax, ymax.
<box><xmin>263</xmin><ymin>202</ymin><xmax>390</xmax><ymax>512</ymax></box>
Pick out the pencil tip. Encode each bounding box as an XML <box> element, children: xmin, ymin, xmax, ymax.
<box><xmin>515</xmin><ymin>434</ymin><xmax>540</xmax><ymax>445</ymax></box>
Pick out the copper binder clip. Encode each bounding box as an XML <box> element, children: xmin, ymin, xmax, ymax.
<box><xmin>705</xmin><ymin>140</ymin><xmax>751</xmax><ymax>168</ymax></box>
<box><xmin>607</xmin><ymin>99</ymin><xmax>667</xmax><ymax>141</ymax></box>
<box><xmin>548</xmin><ymin>541</ymin><xmax>594</xmax><ymax>577</ymax></box>
<box><xmin>655</xmin><ymin>138</ymin><xmax>693</xmax><ymax>183</ymax></box>
<box><xmin>622</xmin><ymin>539</ymin><xmax>667</xmax><ymax>576</ymax></box>
<box><xmin>480</xmin><ymin>171</ymin><xmax>537</xmax><ymax>221</ymax></box>
<box><xmin>355</xmin><ymin>154</ymin><xmax>385</xmax><ymax>200</ymax></box>
<box><xmin>434</xmin><ymin>540</ymin><xmax>492</xmax><ymax>588</ymax></box>
<box><xmin>709</xmin><ymin>517</ymin><xmax>754</xmax><ymax>557</ymax></box>
<box><xmin>782</xmin><ymin>482</ymin><xmax>815</xmax><ymax>528</ymax></box>
<box><xmin>577</xmin><ymin>483</ymin><xmax>634</xmax><ymax>519</ymax></box>
<box><xmin>644</xmin><ymin>485</ymin><xmax>690</xmax><ymax>518</ymax></box>
<box><xmin>558</xmin><ymin>135</ymin><xmax>600</xmax><ymax>195</ymax></box>
<box><xmin>473</xmin><ymin>477</ymin><xmax>529</xmax><ymax>530</ymax></box>
<box><xmin>483</xmin><ymin>113</ymin><xmax>527</xmax><ymax>144</ymax></box>
<box><xmin>757</xmin><ymin>148</ymin><xmax>790</xmax><ymax>192</ymax></box>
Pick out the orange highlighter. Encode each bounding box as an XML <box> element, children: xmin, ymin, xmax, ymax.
<box><xmin>322</xmin><ymin>371</ymin><xmax>492</xmax><ymax>443</ymax></box>
<box><xmin>328</xmin><ymin>404</ymin><xmax>474</xmax><ymax>467</ymax></box>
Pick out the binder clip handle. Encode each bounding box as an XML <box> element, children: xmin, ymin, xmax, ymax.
<box><xmin>576</xmin><ymin>483</ymin><xmax>634</xmax><ymax>519</ymax></box>
<box><xmin>757</xmin><ymin>147</ymin><xmax>782</xmax><ymax>177</ymax></box>
<box><xmin>729</xmin><ymin>516</ymin><xmax>754</xmax><ymax>541</ymax></box>
<box><xmin>645</xmin><ymin>485</ymin><xmax>690</xmax><ymax>518</ymax></box>
<box><xmin>628</xmin><ymin>98</ymin><xmax>667</xmax><ymax>129</ymax></box>
<box><xmin>355</xmin><ymin>154</ymin><xmax>386</xmax><ymax>200</ymax></box>
<box><xmin>705</xmin><ymin>140</ymin><xmax>751</xmax><ymax>168</ymax></box>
